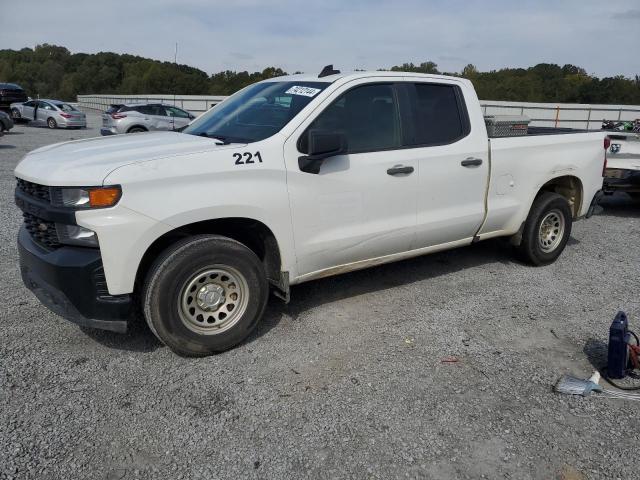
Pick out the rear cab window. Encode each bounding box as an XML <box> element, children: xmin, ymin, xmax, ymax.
<box><xmin>405</xmin><ymin>82</ymin><xmax>470</xmax><ymax>146</ymax></box>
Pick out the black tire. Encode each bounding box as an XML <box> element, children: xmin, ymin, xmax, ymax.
<box><xmin>127</xmin><ymin>127</ymin><xmax>146</xmax><ymax>133</ymax></box>
<box><xmin>47</xmin><ymin>117</ymin><xmax>57</xmax><ymax>129</ymax></box>
<box><xmin>628</xmin><ymin>192</ymin><xmax>640</xmax><ymax>200</ymax></box>
<box><xmin>515</xmin><ymin>192</ymin><xmax>573</xmax><ymax>266</ymax></box>
<box><xmin>142</xmin><ymin>235</ymin><xmax>269</xmax><ymax>357</ymax></box>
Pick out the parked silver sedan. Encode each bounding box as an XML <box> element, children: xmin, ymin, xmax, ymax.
<box><xmin>10</xmin><ymin>99</ymin><xmax>87</xmax><ymax>129</ymax></box>
<box><xmin>101</xmin><ymin>103</ymin><xmax>195</xmax><ymax>135</ymax></box>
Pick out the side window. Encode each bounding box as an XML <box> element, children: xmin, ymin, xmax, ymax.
<box><xmin>149</xmin><ymin>105</ymin><xmax>165</xmax><ymax>116</ymax></box>
<box><xmin>409</xmin><ymin>83</ymin><xmax>468</xmax><ymax>146</ymax></box>
<box><xmin>135</xmin><ymin>105</ymin><xmax>154</xmax><ymax>115</ymax></box>
<box><xmin>165</xmin><ymin>106</ymin><xmax>190</xmax><ymax>118</ymax></box>
<box><xmin>25</xmin><ymin>100</ymin><xmax>36</xmax><ymax>107</ymax></box>
<box><xmin>299</xmin><ymin>84</ymin><xmax>400</xmax><ymax>154</ymax></box>
<box><xmin>39</xmin><ymin>101</ymin><xmax>53</xmax><ymax>110</ymax></box>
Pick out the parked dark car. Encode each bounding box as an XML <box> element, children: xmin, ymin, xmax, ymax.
<box><xmin>0</xmin><ymin>83</ymin><xmax>28</xmax><ymax>108</ymax></box>
<box><xmin>0</xmin><ymin>110</ymin><xmax>14</xmax><ymax>132</ymax></box>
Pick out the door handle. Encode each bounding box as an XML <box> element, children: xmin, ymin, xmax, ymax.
<box><xmin>461</xmin><ymin>157</ymin><xmax>483</xmax><ymax>167</ymax></box>
<box><xmin>387</xmin><ymin>165</ymin><xmax>414</xmax><ymax>176</ymax></box>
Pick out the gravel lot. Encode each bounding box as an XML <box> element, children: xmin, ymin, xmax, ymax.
<box><xmin>1</xmin><ymin>112</ymin><xmax>639</xmax><ymax>480</ymax></box>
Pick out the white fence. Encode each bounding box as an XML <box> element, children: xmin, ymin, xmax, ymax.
<box><xmin>481</xmin><ymin>100</ymin><xmax>640</xmax><ymax>130</ymax></box>
<box><xmin>77</xmin><ymin>94</ymin><xmax>226</xmax><ymax>115</ymax></box>
<box><xmin>77</xmin><ymin>94</ymin><xmax>640</xmax><ymax>129</ymax></box>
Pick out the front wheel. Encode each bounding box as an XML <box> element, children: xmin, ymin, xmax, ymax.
<box><xmin>515</xmin><ymin>192</ymin><xmax>573</xmax><ymax>266</ymax></box>
<box><xmin>142</xmin><ymin>235</ymin><xmax>269</xmax><ymax>356</ymax></box>
<box><xmin>11</xmin><ymin>108</ymin><xmax>21</xmax><ymax>121</ymax></box>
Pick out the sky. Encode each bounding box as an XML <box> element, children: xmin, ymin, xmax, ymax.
<box><xmin>0</xmin><ymin>0</ymin><xmax>638</xmax><ymax>78</ymax></box>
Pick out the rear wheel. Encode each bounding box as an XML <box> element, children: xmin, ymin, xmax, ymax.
<box><xmin>47</xmin><ymin>117</ymin><xmax>57</xmax><ymax>129</ymax></box>
<box><xmin>142</xmin><ymin>235</ymin><xmax>269</xmax><ymax>357</ymax></box>
<box><xmin>128</xmin><ymin>127</ymin><xmax>146</xmax><ymax>133</ymax></box>
<box><xmin>515</xmin><ymin>192</ymin><xmax>573</xmax><ymax>266</ymax></box>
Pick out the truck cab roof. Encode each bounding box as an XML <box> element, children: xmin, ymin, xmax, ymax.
<box><xmin>263</xmin><ymin>71</ymin><xmax>469</xmax><ymax>85</ymax></box>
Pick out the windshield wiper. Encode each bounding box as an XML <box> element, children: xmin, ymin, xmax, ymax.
<box><xmin>194</xmin><ymin>132</ymin><xmax>229</xmax><ymax>144</ymax></box>
<box><xmin>194</xmin><ymin>132</ymin><xmax>250</xmax><ymax>145</ymax></box>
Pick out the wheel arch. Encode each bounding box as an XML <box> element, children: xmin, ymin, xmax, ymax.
<box><xmin>536</xmin><ymin>175</ymin><xmax>583</xmax><ymax>219</ymax></box>
<box><xmin>127</xmin><ymin>125</ymin><xmax>148</xmax><ymax>133</ymax></box>
<box><xmin>510</xmin><ymin>175</ymin><xmax>583</xmax><ymax>246</ymax></box>
<box><xmin>134</xmin><ymin>217</ymin><xmax>284</xmax><ymax>296</ymax></box>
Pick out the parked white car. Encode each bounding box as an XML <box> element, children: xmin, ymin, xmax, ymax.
<box><xmin>15</xmin><ymin>69</ymin><xmax>605</xmax><ymax>356</ymax></box>
<box><xmin>100</xmin><ymin>103</ymin><xmax>195</xmax><ymax>135</ymax></box>
<box><xmin>11</xmin><ymin>99</ymin><xmax>86</xmax><ymax>129</ymax></box>
<box><xmin>603</xmin><ymin>131</ymin><xmax>640</xmax><ymax>198</ymax></box>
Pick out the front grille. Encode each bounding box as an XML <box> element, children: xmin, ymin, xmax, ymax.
<box><xmin>17</xmin><ymin>178</ymin><xmax>51</xmax><ymax>203</ymax></box>
<box><xmin>23</xmin><ymin>212</ymin><xmax>60</xmax><ymax>250</ymax></box>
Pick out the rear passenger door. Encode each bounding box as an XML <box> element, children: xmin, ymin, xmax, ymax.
<box><xmin>37</xmin><ymin>102</ymin><xmax>55</xmax><ymax>123</ymax></box>
<box><xmin>404</xmin><ymin>81</ymin><xmax>489</xmax><ymax>247</ymax></box>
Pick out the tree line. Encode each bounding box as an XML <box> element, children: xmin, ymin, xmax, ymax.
<box><xmin>1</xmin><ymin>44</ymin><xmax>639</xmax><ymax>105</ymax></box>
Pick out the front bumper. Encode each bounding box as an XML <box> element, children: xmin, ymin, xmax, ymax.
<box><xmin>18</xmin><ymin>226</ymin><xmax>132</xmax><ymax>332</ymax></box>
<box><xmin>603</xmin><ymin>168</ymin><xmax>640</xmax><ymax>193</ymax></box>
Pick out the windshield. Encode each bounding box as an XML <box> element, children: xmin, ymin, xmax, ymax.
<box><xmin>183</xmin><ymin>81</ymin><xmax>328</xmax><ymax>143</ymax></box>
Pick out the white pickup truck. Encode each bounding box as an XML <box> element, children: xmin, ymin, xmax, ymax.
<box><xmin>15</xmin><ymin>70</ymin><xmax>606</xmax><ymax>356</ymax></box>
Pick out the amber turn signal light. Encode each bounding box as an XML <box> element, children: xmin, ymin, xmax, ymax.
<box><xmin>89</xmin><ymin>187</ymin><xmax>121</xmax><ymax>207</ymax></box>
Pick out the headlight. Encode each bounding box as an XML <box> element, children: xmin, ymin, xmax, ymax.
<box><xmin>54</xmin><ymin>186</ymin><xmax>121</xmax><ymax>209</ymax></box>
<box><xmin>56</xmin><ymin>223</ymin><xmax>99</xmax><ymax>247</ymax></box>
<box><xmin>61</xmin><ymin>188</ymin><xmax>90</xmax><ymax>207</ymax></box>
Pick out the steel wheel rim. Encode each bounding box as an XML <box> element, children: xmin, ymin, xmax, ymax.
<box><xmin>538</xmin><ymin>209</ymin><xmax>565</xmax><ymax>253</ymax></box>
<box><xmin>178</xmin><ymin>266</ymin><xmax>249</xmax><ymax>335</ymax></box>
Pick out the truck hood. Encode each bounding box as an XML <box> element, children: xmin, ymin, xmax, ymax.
<box><xmin>14</xmin><ymin>132</ymin><xmax>233</xmax><ymax>186</ymax></box>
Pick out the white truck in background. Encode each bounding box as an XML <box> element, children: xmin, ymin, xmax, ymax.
<box><xmin>603</xmin><ymin>131</ymin><xmax>640</xmax><ymax>198</ymax></box>
<box><xmin>15</xmin><ymin>69</ymin><xmax>606</xmax><ymax>356</ymax></box>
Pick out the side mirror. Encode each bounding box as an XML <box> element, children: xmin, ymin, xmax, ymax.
<box><xmin>298</xmin><ymin>130</ymin><xmax>347</xmax><ymax>174</ymax></box>
<box><xmin>189</xmin><ymin>114</ymin><xmax>195</xmax><ymax>120</ymax></box>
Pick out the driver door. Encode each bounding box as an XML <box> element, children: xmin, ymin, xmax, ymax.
<box><xmin>165</xmin><ymin>106</ymin><xmax>193</xmax><ymax>130</ymax></box>
<box><xmin>284</xmin><ymin>80</ymin><xmax>418</xmax><ymax>277</ymax></box>
<box><xmin>21</xmin><ymin>101</ymin><xmax>35</xmax><ymax>120</ymax></box>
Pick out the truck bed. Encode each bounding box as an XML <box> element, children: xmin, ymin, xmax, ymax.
<box><xmin>486</xmin><ymin>126</ymin><xmax>595</xmax><ymax>138</ymax></box>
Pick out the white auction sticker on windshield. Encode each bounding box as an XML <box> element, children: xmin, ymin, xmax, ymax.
<box><xmin>285</xmin><ymin>86</ymin><xmax>321</xmax><ymax>97</ymax></box>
